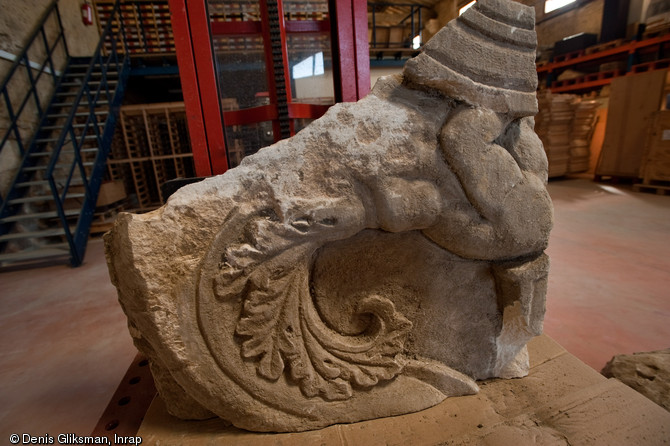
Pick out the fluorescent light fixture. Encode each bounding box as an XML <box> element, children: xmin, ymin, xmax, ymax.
<box><xmin>459</xmin><ymin>1</ymin><xmax>475</xmax><ymax>15</ymax></box>
<box><xmin>545</xmin><ymin>0</ymin><xmax>576</xmax><ymax>13</ymax></box>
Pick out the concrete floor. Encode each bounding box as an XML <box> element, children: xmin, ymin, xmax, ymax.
<box><xmin>0</xmin><ymin>178</ymin><xmax>668</xmax><ymax>439</ymax></box>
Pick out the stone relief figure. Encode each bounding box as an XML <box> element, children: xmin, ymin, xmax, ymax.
<box><xmin>105</xmin><ymin>0</ymin><xmax>553</xmax><ymax>432</ymax></box>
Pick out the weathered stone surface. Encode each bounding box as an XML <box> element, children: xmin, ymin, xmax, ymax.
<box><xmin>602</xmin><ymin>349</ymin><xmax>670</xmax><ymax>411</ymax></box>
<box><xmin>104</xmin><ymin>0</ymin><xmax>553</xmax><ymax>432</ymax></box>
<box><xmin>404</xmin><ymin>0</ymin><xmax>538</xmax><ymax>117</ymax></box>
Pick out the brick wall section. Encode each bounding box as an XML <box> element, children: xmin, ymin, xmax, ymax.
<box><xmin>536</xmin><ymin>0</ymin><xmax>605</xmax><ymax>48</ymax></box>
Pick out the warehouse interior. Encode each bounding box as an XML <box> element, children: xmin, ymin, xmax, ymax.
<box><xmin>1</xmin><ymin>0</ymin><xmax>669</xmax><ymax>441</ymax></box>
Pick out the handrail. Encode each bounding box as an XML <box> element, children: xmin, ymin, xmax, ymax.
<box><xmin>0</xmin><ymin>0</ymin><xmax>64</xmax><ymax>90</ymax></box>
<box><xmin>45</xmin><ymin>0</ymin><xmax>128</xmax><ymax>265</ymax></box>
<box><xmin>0</xmin><ymin>0</ymin><xmax>68</xmax><ymax>205</ymax></box>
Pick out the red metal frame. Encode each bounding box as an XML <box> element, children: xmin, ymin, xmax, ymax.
<box><xmin>286</xmin><ymin>20</ymin><xmax>331</xmax><ymax>33</ymax></box>
<box><xmin>329</xmin><ymin>0</ymin><xmax>370</xmax><ymax>102</ymax></box>
<box><xmin>288</xmin><ymin>103</ymin><xmax>331</xmax><ymax>119</ymax></box>
<box><xmin>211</xmin><ymin>20</ymin><xmax>329</xmax><ymax>35</ymax></box>
<box><xmin>168</xmin><ymin>0</ymin><xmax>212</xmax><ymax>176</ymax></box>
<box><xmin>169</xmin><ymin>0</ymin><xmax>370</xmax><ymax>176</ymax></box>
<box><xmin>352</xmin><ymin>0</ymin><xmax>371</xmax><ymax>99</ymax></box>
<box><xmin>210</xmin><ymin>21</ymin><xmax>262</xmax><ymax>35</ymax></box>
<box><xmin>223</xmin><ymin>105</ymin><xmax>278</xmax><ymax>126</ymax></box>
<box><xmin>169</xmin><ymin>0</ymin><xmax>229</xmax><ymax>176</ymax></box>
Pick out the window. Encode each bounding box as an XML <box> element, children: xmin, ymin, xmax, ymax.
<box><xmin>545</xmin><ymin>0</ymin><xmax>577</xmax><ymax>13</ymax></box>
<box><xmin>412</xmin><ymin>35</ymin><xmax>421</xmax><ymax>50</ymax></box>
<box><xmin>459</xmin><ymin>1</ymin><xmax>475</xmax><ymax>16</ymax></box>
<box><xmin>292</xmin><ymin>52</ymin><xmax>324</xmax><ymax>80</ymax></box>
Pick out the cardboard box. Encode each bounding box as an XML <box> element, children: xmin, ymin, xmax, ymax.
<box><xmin>596</xmin><ymin>70</ymin><xmax>668</xmax><ymax>178</ymax></box>
<box><xmin>640</xmin><ymin>110</ymin><xmax>670</xmax><ymax>182</ymax></box>
<box><xmin>371</xmin><ymin>27</ymin><xmax>389</xmax><ymax>48</ymax></box>
<box><xmin>388</xmin><ymin>26</ymin><xmax>405</xmax><ymax>48</ymax></box>
<box><xmin>136</xmin><ymin>335</ymin><xmax>670</xmax><ymax>445</ymax></box>
<box><xmin>96</xmin><ymin>180</ymin><xmax>126</xmax><ymax>207</ymax></box>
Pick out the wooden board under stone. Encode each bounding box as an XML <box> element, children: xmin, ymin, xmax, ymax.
<box><xmin>136</xmin><ymin>335</ymin><xmax>670</xmax><ymax>445</ymax></box>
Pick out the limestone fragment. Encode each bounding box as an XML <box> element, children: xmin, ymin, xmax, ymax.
<box><xmin>105</xmin><ymin>0</ymin><xmax>553</xmax><ymax>432</ymax></box>
<box><xmin>602</xmin><ymin>349</ymin><xmax>670</xmax><ymax>411</ymax></box>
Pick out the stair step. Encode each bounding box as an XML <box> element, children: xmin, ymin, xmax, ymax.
<box><xmin>14</xmin><ymin>179</ymin><xmax>85</xmax><ymax>188</ymax></box>
<box><xmin>30</xmin><ymin>148</ymin><xmax>99</xmax><ymax>157</ymax></box>
<box><xmin>0</xmin><ymin>244</ymin><xmax>71</xmax><ymax>264</ymax></box>
<box><xmin>8</xmin><ymin>193</ymin><xmax>86</xmax><ymax>205</ymax></box>
<box><xmin>23</xmin><ymin>163</ymin><xmax>94</xmax><ymax>172</ymax></box>
<box><xmin>41</xmin><ymin>123</ymin><xmax>105</xmax><ymax>130</ymax></box>
<box><xmin>21</xmin><ymin>165</ymin><xmax>47</xmax><ymax>173</ymax></box>
<box><xmin>47</xmin><ymin>111</ymin><xmax>108</xmax><ymax>119</ymax></box>
<box><xmin>65</xmin><ymin>67</ymin><xmax>118</xmax><ymax>75</ymax></box>
<box><xmin>1</xmin><ymin>208</ymin><xmax>80</xmax><ymax>223</ymax></box>
<box><xmin>35</xmin><ymin>134</ymin><xmax>99</xmax><ymax>143</ymax></box>
<box><xmin>69</xmin><ymin>63</ymin><xmax>94</xmax><ymax>69</ymax></box>
<box><xmin>51</xmin><ymin>100</ymin><xmax>109</xmax><ymax>108</ymax></box>
<box><xmin>0</xmin><ymin>228</ymin><xmax>74</xmax><ymax>242</ymax></box>
<box><xmin>61</xmin><ymin>80</ymin><xmax>118</xmax><ymax>87</ymax></box>
<box><xmin>14</xmin><ymin>180</ymin><xmax>49</xmax><ymax>187</ymax></box>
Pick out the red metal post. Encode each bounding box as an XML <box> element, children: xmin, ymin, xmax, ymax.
<box><xmin>168</xmin><ymin>0</ymin><xmax>229</xmax><ymax>176</ymax></box>
<box><xmin>330</xmin><ymin>0</ymin><xmax>355</xmax><ymax>102</ymax></box>
<box><xmin>184</xmin><ymin>0</ymin><xmax>229</xmax><ymax>175</ymax></box>
<box><xmin>329</xmin><ymin>0</ymin><xmax>370</xmax><ymax>102</ymax></box>
<box><xmin>168</xmin><ymin>0</ymin><xmax>212</xmax><ymax>176</ymax></box>
<box><xmin>352</xmin><ymin>0</ymin><xmax>371</xmax><ymax>98</ymax></box>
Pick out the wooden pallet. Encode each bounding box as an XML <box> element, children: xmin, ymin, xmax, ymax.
<box><xmin>585</xmin><ymin>38</ymin><xmax>625</xmax><ymax>55</ymax></box>
<box><xmin>632</xmin><ymin>183</ymin><xmax>670</xmax><ymax>195</ymax></box>
<box><xmin>107</xmin><ymin>102</ymin><xmax>196</xmax><ymax>212</ymax></box>
<box><xmin>630</xmin><ymin>58</ymin><xmax>670</xmax><ymax>73</ymax></box>
<box><xmin>552</xmin><ymin>49</ymin><xmax>586</xmax><ymax>64</ymax></box>
<box><xmin>643</xmin><ymin>22</ymin><xmax>670</xmax><ymax>40</ymax></box>
<box><xmin>551</xmin><ymin>69</ymin><xmax>624</xmax><ymax>90</ymax></box>
<box><xmin>593</xmin><ymin>175</ymin><xmax>640</xmax><ymax>184</ymax></box>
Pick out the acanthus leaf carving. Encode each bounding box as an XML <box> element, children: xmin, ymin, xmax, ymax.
<box><xmin>218</xmin><ymin>240</ymin><xmax>413</xmax><ymax>401</ymax></box>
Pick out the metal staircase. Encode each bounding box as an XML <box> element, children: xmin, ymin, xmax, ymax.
<box><xmin>0</xmin><ymin>0</ymin><xmax>129</xmax><ymax>267</ymax></box>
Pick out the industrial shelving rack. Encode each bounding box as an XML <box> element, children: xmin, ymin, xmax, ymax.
<box><xmin>107</xmin><ymin>102</ymin><xmax>195</xmax><ymax>211</ymax></box>
<box><xmin>94</xmin><ymin>0</ymin><xmax>175</xmax><ymax>55</ymax></box>
<box><xmin>537</xmin><ymin>32</ymin><xmax>670</xmax><ymax>94</ymax></box>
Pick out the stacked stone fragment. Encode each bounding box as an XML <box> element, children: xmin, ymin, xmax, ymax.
<box><xmin>569</xmin><ymin>100</ymin><xmax>599</xmax><ymax>173</ymax></box>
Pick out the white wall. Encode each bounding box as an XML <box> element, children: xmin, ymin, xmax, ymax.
<box><xmin>293</xmin><ymin>70</ymin><xmax>335</xmax><ymax>102</ymax></box>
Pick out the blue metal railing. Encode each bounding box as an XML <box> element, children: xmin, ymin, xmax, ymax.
<box><xmin>0</xmin><ymin>0</ymin><xmax>129</xmax><ymax>266</ymax></box>
<box><xmin>0</xmin><ymin>0</ymin><xmax>68</xmax><ymax>205</ymax></box>
<box><xmin>47</xmin><ymin>0</ymin><xmax>129</xmax><ymax>265</ymax></box>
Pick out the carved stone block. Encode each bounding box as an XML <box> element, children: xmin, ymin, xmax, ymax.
<box><xmin>105</xmin><ymin>0</ymin><xmax>553</xmax><ymax>432</ymax></box>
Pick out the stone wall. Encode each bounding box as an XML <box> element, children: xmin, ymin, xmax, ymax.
<box><xmin>0</xmin><ymin>0</ymin><xmax>99</xmax><ymax>196</ymax></box>
<box><xmin>535</xmin><ymin>0</ymin><xmax>605</xmax><ymax>47</ymax></box>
